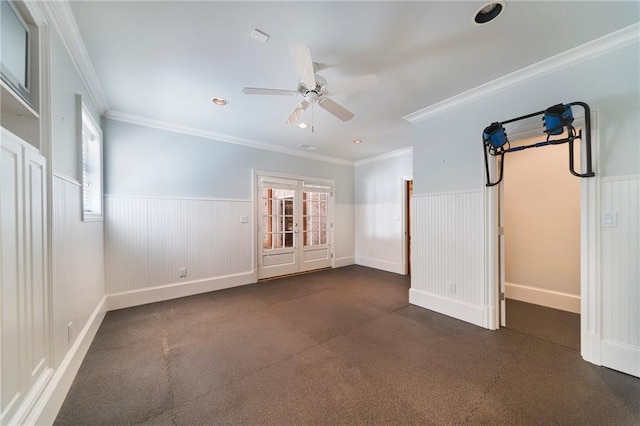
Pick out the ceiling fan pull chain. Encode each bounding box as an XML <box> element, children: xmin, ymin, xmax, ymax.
<box><xmin>312</xmin><ymin>103</ymin><xmax>315</xmax><ymax>133</ymax></box>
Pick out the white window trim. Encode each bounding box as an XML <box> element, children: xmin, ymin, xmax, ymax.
<box><xmin>77</xmin><ymin>94</ymin><xmax>103</xmax><ymax>221</ymax></box>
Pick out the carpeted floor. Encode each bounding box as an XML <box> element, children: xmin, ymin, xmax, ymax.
<box><xmin>55</xmin><ymin>265</ymin><xmax>640</xmax><ymax>425</ymax></box>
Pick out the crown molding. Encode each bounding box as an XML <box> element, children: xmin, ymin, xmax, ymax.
<box><xmin>354</xmin><ymin>146</ymin><xmax>413</xmax><ymax>166</ymax></box>
<box><xmin>41</xmin><ymin>1</ymin><xmax>110</xmax><ymax>114</ymax></box>
<box><xmin>404</xmin><ymin>23</ymin><xmax>640</xmax><ymax>124</ymax></box>
<box><xmin>104</xmin><ymin>110</ymin><xmax>354</xmax><ymax>167</ymax></box>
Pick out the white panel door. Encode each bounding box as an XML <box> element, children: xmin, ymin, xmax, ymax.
<box><xmin>257</xmin><ymin>176</ymin><xmax>333</xmax><ymax>279</ymax></box>
<box><xmin>299</xmin><ymin>188</ymin><xmax>332</xmax><ymax>272</ymax></box>
<box><xmin>258</xmin><ymin>183</ymin><xmax>299</xmax><ymax>279</ymax></box>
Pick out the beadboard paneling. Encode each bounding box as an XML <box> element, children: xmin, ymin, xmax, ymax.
<box><xmin>334</xmin><ymin>203</ymin><xmax>355</xmax><ymax>267</ymax></box>
<box><xmin>52</xmin><ymin>175</ymin><xmax>105</xmax><ymax>366</ymax></box>
<box><xmin>601</xmin><ymin>176</ymin><xmax>639</xmax><ymax>348</ymax></box>
<box><xmin>105</xmin><ymin>196</ymin><xmax>253</xmax><ymax>295</ymax></box>
<box><xmin>411</xmin><ymin>190</ymin><xmax>485</xmax><ymax>308</ymax></box>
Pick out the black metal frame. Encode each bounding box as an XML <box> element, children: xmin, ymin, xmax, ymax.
<box><xmin>483</xmin><ymin>101</ymin><xmax>595</xmax><ymax>187</ymax></box>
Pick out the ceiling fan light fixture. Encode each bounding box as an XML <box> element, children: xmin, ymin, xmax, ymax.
<box><xmin>473</xmin><ymin>1</ymin><xmax>505</xmax><ymax>25</ymax></box>
<box><xmin>297</xmin><ymin>122</ymin><xmax>309</xmax><ymax>129</ymax></box>
<box><xmin>353</xmin><ymin>139</ymin><xmax>362</xmax><ymax>144</ymax></box>
<box><xmin>211</xmin><ymin>97</ymin><xmax>228</xmax><ymax>106</ymax></box>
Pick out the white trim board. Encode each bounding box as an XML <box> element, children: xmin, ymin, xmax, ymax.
<box><xmin>335</xmin><ymin>256</ymin><xmax>355</xmax><ymax>268</ymax></box>
<box><xmin>105</xmin><ymin>194</ymin><xmax>252</xmax><ymax>203</ymax></box>
<box><xmin>40</xmin><ymin>1</ymin><xmax>109</xmax><ymax>113</ymax></box>
<box><xmin>107</xmin><ymin>272</ymin><xmax>255</xmax><ymax>311</ymax></box>
<box><xmin>409</xmin><ymin>289</ymin><xmax>487</xmax><ymax>329</ymax></box>
<box><xmin>28</xmin><ymin>297</ymin><xmax>107</xmax><ymax>426</ymax></box>
<box><xmin>354</xmin><ymin>147</ymin><xmax>413</xmax><ymax>166</ymax></box>
<box><xmin>355</xmin><ymin>256</ymin><xmax>404</xmax><ymax>275</ymax></box>
<box><xmin>404</xmin><ymin>23</ymin><xmax>640</xmax><ymax>123</ymax></box>
<box><xmin>505</xmin><ymin>282</ymin><xmax>580</xmax><ymax>314</ymax></box>
<box><xmin>601</xmin><ymin>340</ymin><xmax>640</xmax><ymax>378</ymax></box>
<box><xmin>104</xmin><ymin>110</ymin><xmax>354</xmax><ymax>167</ymax></box>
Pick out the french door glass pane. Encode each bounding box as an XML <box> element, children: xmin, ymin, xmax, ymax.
<box><xmin>262</xmin><ymin>187</ymin><xmax>295</xmax><ymax>250</ymax></box>
<box><xmin>302</xmin><ymin>191</ymin><xmax>329</xmax><ymax>247</ymax></box>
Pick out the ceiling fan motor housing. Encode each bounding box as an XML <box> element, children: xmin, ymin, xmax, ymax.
<box><xmin>299</xmin><ymin>74</ymin><xmax>328</xmax><ymax>102</ymax></box>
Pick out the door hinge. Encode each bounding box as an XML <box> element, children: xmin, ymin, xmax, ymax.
<box><xmin>331</xmin><ymin>223</ymin><xmax>333</xmax><ymax>228</ymax></box>
<box><xmin>498</xmin><ymin>227</ymin><xmax>504</xmax><ymax>236</ymax></box>
<box><xmin>331</xmin><ymin>253</ymin><xmax>334</xmax><ymax>258</ymax></box>
<box><xmin>499</xmin><ymin>292</ymin><xmax>505</xmax><ymax>301</ymax></box>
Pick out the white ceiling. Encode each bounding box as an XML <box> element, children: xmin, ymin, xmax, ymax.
<box><xmin>69</xmin><ymin>1</ymin><xmax>639</xmax><ymax>162</ymax></box>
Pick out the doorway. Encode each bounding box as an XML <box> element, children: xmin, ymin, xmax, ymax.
<box><xmin>256</xmin><ymin>173</ymin><xmax>334</xmax><ymax>280</ymax></box>
<box><xmin>498</xmin><ymin>134</ymin><xmax>581</xmax><ymax>348</ymax></box>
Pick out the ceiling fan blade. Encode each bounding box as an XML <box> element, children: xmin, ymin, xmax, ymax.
<box><xmin>289</xmin><ymin>44</ymin><xmax>317</xmax><ymax>91</ymax></box>
<box><xmin>285</xmin><ymin>100</ymin><xmax>310</xmax><ymax>125</ymax></box>
<box><xmin>318</xmin><ymin>98</ymin><xmax>354</xmax><ymax>122</ymax></box>
<box><xmin>242</xmin><ymin>87</ymin><xmax>299</xmax><ymax>96</ymax></box>
<box><xmin>324</xmin><ymin>74</ymin><xmax>379</xmax><ymax>96</ymax></box>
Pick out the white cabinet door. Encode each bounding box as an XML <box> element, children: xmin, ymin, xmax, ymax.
<box><xmin>23</xmin><ymin>148</ymin><xmax>49</xmax><ymax>388</ymax></box>
<box><xmin>0</xmin><ymin>128</ymin><xmax>50</xmax><ymax>424</ymax></box>
<box><xmin>1</xmin><ymin>131</ymin><xmax>26</xmax><ymax>422</ymax></box>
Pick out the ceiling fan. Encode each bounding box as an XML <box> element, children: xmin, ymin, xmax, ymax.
<box><xmin>242</xmin><ymin>44</ymin><xmax>378</xmax><ymax>125</ymax></box>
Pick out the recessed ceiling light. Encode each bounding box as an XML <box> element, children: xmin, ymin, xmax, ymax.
<box><xmin>473</xmin><ymin>2</ymin><xmax>505</xmax><ymax>25</ymax></box>
<box><xmin>297</xmin><ymin>122</ymin><xmax>309</xmax><ymax>129</ymax></box>
<box><xmin>353</xmin><ymin>139</ymin><xmax>362</xmax><ymax>144</ymax></box>
<box><xmin>211</xmin><ymin>97</ymin><xmax>228</xmax><ymax>106</ymax></box>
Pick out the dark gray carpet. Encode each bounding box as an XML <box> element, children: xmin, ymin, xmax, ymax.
<box><xmin>505</xmin><ymin>298</ymin><xmax>581</xmax><ymax>350</ymax></box>
<box><xmin>55</xmin><ymin>266</ymin><xmax>640</xmax><ymax>425</ymax></box>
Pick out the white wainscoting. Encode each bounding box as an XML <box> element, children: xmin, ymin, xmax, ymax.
<box><xmin>52</xmin><ymin>174</ymin><xmax>105</xmax><ymax>364</ymax></box>
<box><xmin>334</xmin><ymin>203</ymin><xmax>355</xmax><ymax>268</ymax></box>
<box><xmin>600</xmin><ymin>175</ymin><xmax>639</xmax><ymax>377</ymax></box>
<box><xmin>410</xmin><ymin>190</ymin><xmax>487</xmax><ymax>327</ymax></box>
<box><xmin>105</xmin><ymin>195</ymin><xmax>254</xmax><ymax>307</ymax></box>
<box><xmin>28</xmin><ymin>174</ymin><xmax>109</xmax><ymax>425</ymax></box>
<box><xmin>355</xmin><ymin>203</ymin><xmax>405</xmax><ymax>274</ymax></box>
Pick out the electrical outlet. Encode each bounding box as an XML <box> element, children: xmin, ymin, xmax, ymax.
<box><xmin>179</xmin><ymin>267</ymin><xmax>187</xmax><ymax>278</ymax></box>
<box><xmin>67</xmin><ymin>322</ymin><xmax>74</xmax><ymax>343</ymax></box>
<box><xmin>447</xmin><ymin>282</ymin><xmax>456</xmax><ymax>294</ymax></box>
<box><xmin>240</xmin><ymin>215</ymin><xmax>249</xmax><ymax>223</ymax></box>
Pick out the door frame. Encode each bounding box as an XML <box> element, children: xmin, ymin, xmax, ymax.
<box><xmin>252</xmin><ymin>170</ymin><xmax>335</xmax><ymax>282</ymax></box>
<box><xmin>484</xmin><ymin>111</ymin><xmax>602</xmax><ymax>366</ymax></box>
<box><xmin>401</xmin><ymin>175</ymin><xmax>413</xmax><ymax>275</ymax></box>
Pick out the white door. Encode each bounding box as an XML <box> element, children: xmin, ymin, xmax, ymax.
<box><xmin>257</xmin><ymin>176</ymin><xmax>332</xmax><ymax>279</ymax></box>
<box><xmin>299</xmin><ymin>185</ymin><xmax>332</xmax><ymax>272</ymax></box>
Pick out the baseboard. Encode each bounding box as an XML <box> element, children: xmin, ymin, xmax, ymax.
<box><xmin>506</xmin><ymin>282</ymin><xmax>580</xmax><ymax>313</ymax></box>
<box><xmin>27</xmin><ymin>296</ymin><xmax>107</xmax><ymax>425</ymax></box>
<box><xmin>409</xmin><ymin>288</ymin><xmax>487</xmax><ymax>328</ymax></box>
<box><xmin>107</xmin><ymin>271</ymin><xmax>255</xmax><ymax>311</ymax></box>
<box><xmin>335</xmin><ymin>256</ymin><xmax>355</xmax><ymax>268</ymax></box>
<box><xmin>355</xmin><ymin>256</ymin><xmax>403</xmax><ymax>274</ymax></box>
<box><xmin>581</xmin><ymin>330</ymin><xmax>602</xmax><ymax>366</ymax></box>
<box><xmin>601</xmin><ymin>340</ymin><xmax>640</xmax><ymax>378</ymax></box>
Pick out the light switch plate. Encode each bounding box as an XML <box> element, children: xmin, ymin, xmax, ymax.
<box><xmin>601</xmin><ymin>212</ymin><xmax>618</xmax><ymax>227</ymax></box>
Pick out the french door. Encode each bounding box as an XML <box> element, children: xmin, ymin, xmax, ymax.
<box><xmin>257</xmin><ymin>175</ymin><xmax>333</xmax><ymax>279</ymax></box>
